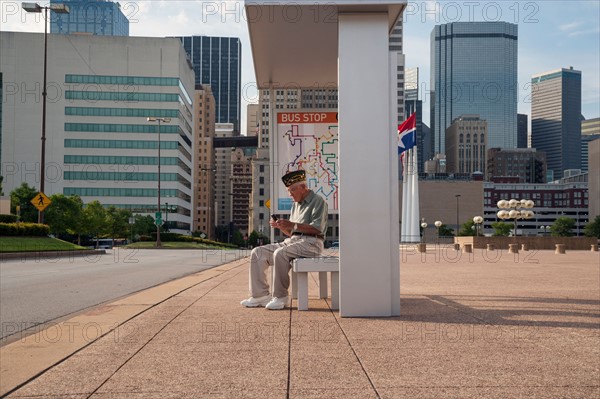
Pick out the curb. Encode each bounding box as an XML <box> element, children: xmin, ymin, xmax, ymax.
<box><xmin>0</xmin><ymin>250</ymin><xmax>106</xmax><ymax>262</ymax></box>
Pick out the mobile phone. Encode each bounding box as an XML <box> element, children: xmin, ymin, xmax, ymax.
<box><xmin>271</xmin><ymin>215</ymin><xmax>278</xmax><ymax>221</ymax></box>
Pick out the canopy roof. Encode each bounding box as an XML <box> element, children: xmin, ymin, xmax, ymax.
<box><xmin>245</xmin><ymin>0</ymin><xmax>406</xmax><ymax>88</ymax></box>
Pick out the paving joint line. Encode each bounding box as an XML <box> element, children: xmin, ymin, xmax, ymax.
<box><xmin>1</xmin><ymin>260</ymin><xmax>247</xmax><ymax>399</ymax></box>
<box><xmin>85</xmin><ymin>263</ymin><xmax>248</xmax><ymax>398</ymax></box>
<box><xmin>306</xmin><ymin>272</ymin><xmax>382</xmax><ymax>398</ymax></box>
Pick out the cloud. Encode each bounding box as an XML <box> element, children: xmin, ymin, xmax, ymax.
<box><xmin>559</xmin><ymin>21</ymin><xmax>584</xmax><ymax>31</ymax></box>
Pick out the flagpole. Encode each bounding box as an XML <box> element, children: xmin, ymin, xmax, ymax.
<box><xmin>401</xmin><ymin>152</ymin><xmax>408</xmax><ymax>241</ymax></box>
<box><xmin>411</xmin><ymin>145</ymin><xmax>420</xmax><ymax>241</ymax></box>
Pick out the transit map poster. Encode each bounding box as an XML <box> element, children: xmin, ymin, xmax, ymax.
<box><xmin>275</xmin><ymin>111</ymin><xmax>339</xmax><ymax>213</ymax></box>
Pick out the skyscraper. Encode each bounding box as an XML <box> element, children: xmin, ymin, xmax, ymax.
<box><xmin>179</xmin><ymin>36</ymin><xmax>241</xmax><ymax>132</ymax></box>
<box><xmin>431</xmin><ymin>22</ymin><xmax>518</xmax><ymax>154</ymax></box>
<box><xmin>531</xmin><ymin>67</ymin><xmax>582</xmax><ymax>180</ymax></box>
<box><xmin>390</xmin><ymin>19</ymin><xmax>405</xmax><ymax>124</ymax></box>
<box><xmin>517</xmin><ymin>113</ymin><xmax>528</xmax><ymax>148</ymax></box>
<box><xmin>50</xmin><ymin>0</ymin><xmax>129</xmax><ymax>36</ymax></box>
<box><xmin>404</xmin><ymin>67</ymin><xmax>427</xmax><ymax>173</ymax></box>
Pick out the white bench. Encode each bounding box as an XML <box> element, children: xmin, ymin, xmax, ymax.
<box><xmin>291</xmin><ymin>257</ymin><xmax>339</xmax><ymax>311</ymax></box>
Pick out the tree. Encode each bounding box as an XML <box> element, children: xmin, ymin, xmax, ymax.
<box><xmin>83</xmin><ymin>201</ymin><xmax>107</xmax><ymax>247</ymax></box>
<box><xmin>437</xmin><ymin>224</ymin><xmax>454</xmax><ymax>237</ymax></box>
<box><xmin>133</xmin><ymin>215</ymin><xmax>157</xmax><ymax>238</ymax></box>
<box><xmin>232</xmin><ymin>230</ymin><xmax>245</xmax><ymax>247</ymax></box>
<box><xmin>458</xmin><ymin>220</ymin><xmax>476</xmax><ymax>236</ymax></box>
<box><xmin>584</xmin><ymin>215</ymin><xmax>600</xmax><ymax>239</ymax></box>
<box><xmin>10</xmin><ymin>183</ymin><xmax>38</xmax><ymax>223</ymax></box>
<box><xmin>491</xmin><ymin>221</ymin><xmax>512</xmax><ymax>236</ymax></box>
<box><xmin>0</xmin><ymin>175</ymin><xmax>4</xmax><ymax>196</ymax></box>
<box><xmin>551</xmin><ymin>217</ymin><xmax>575</xmax><ymax>237</ymax></box>
<box><xmin>106</xmin><ymin>206</ymin><xmax>132</xmax><ymax>243</ymax></box>
<box><xmin>45</xmin><ymin>194</ymin><xmax>83</xmax><ymax>236</ymax></box>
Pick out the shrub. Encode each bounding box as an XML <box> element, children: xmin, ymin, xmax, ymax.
<box><xmin>0</xmin><ymin>214</ymin><xmax>18</xmax><ymax>223</ymax></box>
<box><xmin>0</xmin><ymin>222</ymin><xmax>50</xmax><ymax>236</ymax></box>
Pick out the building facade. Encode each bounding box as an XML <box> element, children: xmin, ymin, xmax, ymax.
<box><xmin>445</xmin><ymin>115</ymin><xmax>487</xmax><ymax>175</ymax></box>
<box><xmin>390</xmin><ymin>18</ymin><xmax>405</xmax><ymax>125</ymax></box>
<box><xmin>518</xmin><ymin>113</ymin><xmax>528</xmax><ymax>148</ymax></box>
<box><xmin>531</xmin><ymin>67</ymin><xmax>582</xmax><ymax>180</ymax></box>
<box><xmin>431</xmin><ymin>22</ymin><xmax>518</xmax><ymax>154</ymax></box>
<box><xmin>214</xmin><ymin>123</ymin><xmax>235</xmax><ymax>231</ymax></box>
<box><xmin>581</xmin><ymin>117</ymin><xmax>600</xmax><ymax>172</ymax></box>
<box><xmin>248</xmin><ymin>148</ymin><xmax>270</xmax><ymax>239</ymax></box>
<box><xmin>193</xmin><ymin>85</ymin><xmax>216</xmax><ymax>237</ymax></box>
<box><xmin>230</xmin><ymin>148</ymin><xmax>254</xmax><ymax>235</ymax></box>
<box><xmin>484</xmin><ymin>179</ymin><xmax>589</xmax><ymax>236</ymax></box>
<box><xmin>404</xmin><ymin>67</ymin><xmax>428</xmax><ymax>174</ymax></box>
<box><xmin>588</xmin><ymin>139</ymin><xmax>600</xmax><ymax>219</ymax></box>
<box><xmin>179</xmin><ymin>36</ymin><xmax>241</xmax><ymax>132</ymax></box>
<box><xmin>487</xmin><ymin>148</ymin><xmax>547</xmax><ymax>183</ymax></box>
<box><xmin>0</xmin><ymin>32</ymin><xmax>195</xmax><ymax>232</ymax></box>
<box><xmin>50</xmin><ymin>0</ymin><xmax>129</xmax><ymax>36</ymax></box>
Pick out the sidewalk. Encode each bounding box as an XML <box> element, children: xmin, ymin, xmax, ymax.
<box><xmin>2</xmin><ymin>247</ymin><xmax>599</xmax><ymax>398</ymax></box>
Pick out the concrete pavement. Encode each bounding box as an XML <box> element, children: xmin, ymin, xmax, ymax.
<box><xmin>1</xmin><ymin>246</ymin><xmax>599</xmax><ymax>398</ymax></box>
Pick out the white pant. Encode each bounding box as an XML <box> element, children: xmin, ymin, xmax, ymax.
<box><xmin>249</xmin><ymin>235</ymin><xmax>324</xmax><ymax>298</ymax></box>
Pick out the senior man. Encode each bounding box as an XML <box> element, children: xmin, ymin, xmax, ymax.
<box><xmin>241</xmin><ymin>170</ymin><xmax>328</xmax><ymax>310</ymax></box>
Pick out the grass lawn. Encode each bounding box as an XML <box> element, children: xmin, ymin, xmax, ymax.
<box><xmin>0</xmin><ymin>237</ymin><xmax>87</xmax><ymax>253</ymax></box>
<box><xmin>125</xmin><ymin>241</ymin><xmax>235</xmax><ymax>250</ymax></box>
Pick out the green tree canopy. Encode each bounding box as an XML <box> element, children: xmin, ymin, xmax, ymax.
<box><xmin>584</xmin><ymin>215</ymin><xmax>600</xmax><ymax>239</ymax></box>
<box><xmin>45</xmin><ymin>194</ymin><xmax>84</xmax><ymax>236</ymax></box>
<box><xmin>436</xmin><ymin>224</ymin><xmax>455</xmax><ymax>237</ymax></box>
<box><xmin>10</xmin><ymin>183</ymin><xmax>38</xmax><ymax>223</ymax></box>
<box><xmin>83</xmin><ymin>201</ymin><xmax>107</xmax><ymax>246</ymax></box>
<box><xmin>491</xmin><ymin>221</ymin><xmax>512</xmax><ymax>236</ymax></box>
<box><xmin>106</xmin><ymin>206</ymin><xmax>132</xmax><ymax>241</ymax></box>
<box><xmin>458</xmin><ymin>220</ymin><xmax>476</xmax><ymax>236</ymax></box>
<box><xmin>133</xmin><ymin>215</ymin><xmax>157</xmax><ymax>238</ymax></box>
<box><xmin>551</xmin><ymin>217</ymin><xmax>576</xmax><ymax>237</ymax></box>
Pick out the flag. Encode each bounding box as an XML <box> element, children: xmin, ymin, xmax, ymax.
<box><xmin>398</xmin><ymin>112</ymin><xmax>416</xmax><ymax>155</ymax></box>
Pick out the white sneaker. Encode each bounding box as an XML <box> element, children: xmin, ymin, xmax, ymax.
<box><xmin>265</xmin><ymin>296</ymin><xmax>291</xmax><ymax>310</ymax></box>
<box><xmin>240</xmin><ymin>295</ymin><xmax>271</xmax><ymax>308</ymax></box>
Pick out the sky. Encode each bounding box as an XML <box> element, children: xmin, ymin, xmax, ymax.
<box><xmin>2</xmin><ymin>0</ymin><xmax>599</xmax><ymax>132</ymax></box>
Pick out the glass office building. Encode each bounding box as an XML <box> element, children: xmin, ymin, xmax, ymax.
<box><xmin>431</xmin><ymin>22</ymin><xmax>518</xmax><ymax>155</ymax></box>
<box><xmin>179</xmin><ymin>36</ymin><xmax>241</xmax><ymax>132</ymax></box>
<box><xmin>531</xmin><ymin>68</ymin><xmax>582</xmax><ymax>180</ymax></box>
<box><xmin>50</xmin><ymin>0</ymin><xmax>129</xmax><ymax>36</ymax></box>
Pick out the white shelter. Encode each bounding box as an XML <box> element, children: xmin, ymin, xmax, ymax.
<box><xmin>246</xmin><ymin>0</ymin><xmax>406</xmax><ymax>317</ymax></box>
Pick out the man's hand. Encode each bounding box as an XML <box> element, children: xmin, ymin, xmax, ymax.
<box><xmin>270</xmin><ymin>219</ymin><xmax>294</xmax><ymax>236</ymax></box>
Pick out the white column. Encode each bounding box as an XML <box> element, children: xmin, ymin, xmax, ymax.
<box><xmin>338</xmin><ymin>13</ymin><xmax>400</xmax><ymax>317</ymax></box>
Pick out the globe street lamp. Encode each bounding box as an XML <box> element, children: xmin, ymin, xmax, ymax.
<box><xmin>496</xmin><ymin>199</ymin><xmax>535</xmax><ymax>237</ymax></box>
<box><xmin>434</xmin><ymin>220</ymin><xmax>442</xmax><ymax>243</ymax></box>
<box><xmin>473</xmin><ymin>216</ymin><xmax>484</xmax><ymax>237</ymax></box>
<box><xmin>21</xmin><ymin>2</ymin><xmax>70</xmax><ymax>223</ymax></box>
<box><xmin>420</xmin><ymin>221</ymin><xmax>428</xmax><ymax>243</ymax></box>
<box><xmin>147</xmin><ymin>117</ymin><xmax>171</xmax><ymax>247</ymax></box>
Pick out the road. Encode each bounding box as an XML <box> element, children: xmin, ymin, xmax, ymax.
<box><xmin>0</xmin><ymin>248</ymin><xmax>249</xmax><ymax>343</ymax></box>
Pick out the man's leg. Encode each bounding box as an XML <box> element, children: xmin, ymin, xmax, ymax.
<box><xmin>272</xmin><ymin>238</ymin><xmax>323</xmax><ymax>298</ymax></box>
<box><xmin>249</xmin><ymin>242</ymin><xmax>282</xmax><ymax>297</ymax></box>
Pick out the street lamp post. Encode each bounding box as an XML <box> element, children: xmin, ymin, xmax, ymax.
<box><xmin>497</xmin><ymin>199</ymin><xmax>536</xmax><ymax>237</ymax></box>
<box><xmin>420</xmin><ymin>220</ymin><xmax>428</xmax><ymax>243</ymax></box>
<box><xmin>21</xmin><ymin>2</ymin><xmax>70</xmax><ymax>223</ymax></box>
<box><xmin>147</xmin><ymin>117</ymin><xmax>171</xmax><ymax>247</ymax></box>
<box><xmin>455</xmin><ymin>194</ymin><xmax>461</xmax><ymax>236</ymax></box>
<box><xmin>434</xmin><ymin>220</ymin><xmax>442</xmax><ymax>243</ymax></box>
<box><xmin>473</xmin><ymin>216</ymin><xmax>483</xmax><ymax>237</ymax></box>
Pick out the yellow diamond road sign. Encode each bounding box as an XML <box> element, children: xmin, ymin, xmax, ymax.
<box><xmin>31</xmin><ymin>192</ymin><xmax>51</xmax><ymax>212</ymax></box>
<box><xmin>265</xmin><ymin>199</ymin><xmax>271</xmax><ymax>210</ymax></box>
